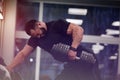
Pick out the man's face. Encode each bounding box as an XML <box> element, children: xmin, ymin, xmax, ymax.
<box><xmin>30</xmin><ymin>22</ymin><xmax>46</xmax><ymax>38</ymax></box>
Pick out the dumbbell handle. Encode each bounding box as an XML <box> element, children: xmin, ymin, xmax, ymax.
<box><xmin>75</xmin><ymin>51</ymin><xmax>96</xmax><ymax>63</ymax></box>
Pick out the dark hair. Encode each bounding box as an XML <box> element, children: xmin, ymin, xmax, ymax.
<box><xmin>24</xmin><ymin>19</ymin><xmax>37</xmax><ymax>35</ymax></box>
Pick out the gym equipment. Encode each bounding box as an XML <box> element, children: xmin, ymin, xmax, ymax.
<box><xmin>51</xmin><ymin>43</ymin><xmax>96</xmax><ymax>63</ymax></box>
<box><xmin>0</xmin><ymin>64</ymin><xmax>11</xmax><ymax>80</ymax></box>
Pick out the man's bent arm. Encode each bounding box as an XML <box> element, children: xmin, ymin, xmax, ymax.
<box><xmin>6</xmin><ymin>44</ymin><xmax>33</xmax><ymax>72</ymax></box>
<box><xmin>67</xmin><ymin>23</ymin><xmax>84</xmax><ymax>49</ymax></box>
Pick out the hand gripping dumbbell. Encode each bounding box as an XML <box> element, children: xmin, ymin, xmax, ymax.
<box><xmin>51</xmin><ymin>43</ymin><xmax>96</xmax><ymax>64</ymax></box>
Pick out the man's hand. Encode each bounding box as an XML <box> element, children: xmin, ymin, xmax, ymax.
<box><xmin>68</xmin><ymin>50</ymin><xmax>77</xmax><ymax>60</ymax></box>
<box><xmin>0</xmin><ymin>64</ymin><xmax>12</xmax><ymax>80</ymax></box>
<box><xmin>0</xmin><ymin>67</ymin><xmax>6</xmax><ymax>79</ymax></box>
<box><xmin>6</xmin><ymin>66</ymin><xmax>12</xmax><ymax>73</ymax></box>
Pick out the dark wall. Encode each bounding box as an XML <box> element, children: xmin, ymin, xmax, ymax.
<box><xmin>46</xmin><ymin>0</ymin><xmax>120</xmax><ymax>7</ymax></box>
<box><xmin>19</xmin><ymin>0</ymin><xmax>120</xmax><ymax>7</ymax></box>
<box><xmin>38</xmin><ymin>0</ymin><xmax>120</xmax><ymax>7</ymax></box>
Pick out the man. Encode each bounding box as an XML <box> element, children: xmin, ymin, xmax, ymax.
<box><xmin>6</xmin><ymin>19</ymin><xmax>100</xmax><ymax>80</ymax></box>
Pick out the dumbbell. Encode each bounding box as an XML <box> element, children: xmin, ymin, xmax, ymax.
<box><xmin>51</xmin><ymin>43</ymin><xmax>96</xmax><ymax>63</ymax></box>
<box><xmin>0</xmin><ymin>64</ymin><xmax>12</xmax><ymax>80</ymax></box>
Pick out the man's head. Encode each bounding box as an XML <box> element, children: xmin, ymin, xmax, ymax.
<box><xmin>25</xmin><ymin>19</ymin><xmax>47</xmax><ymax>38</ymax></box>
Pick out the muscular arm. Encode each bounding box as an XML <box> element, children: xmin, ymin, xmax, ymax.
<box><xmin>6</xmin><ymin>44</ymin><xmax>34</xmax><ymax>71</ymax></box>
<box><xmin>67</xmin><ymin>23</ymin><xmax>84</xmax><ymax>49</ymax></box>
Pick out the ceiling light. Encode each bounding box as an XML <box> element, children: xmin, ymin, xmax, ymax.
<box><xmin>29</xmin><ymin>58</ymin><xmax>34</xmax><ymax>62</ymax></box>
<box><xmin>92</xmin><ymin>43</ymin><xmax>104</xmax><ymax>54</ymax></box>
<box><xmin>115</xmin><ymin>53</ymin><xmax>118</xmax><ymax>56</ymax></box>
<box><xmin>112</xmin><ymin>21</ymin><xmax>120</xmax><ymax>27</ymax></box>
<box><xmin>68</xmin><ymin>8</ymin><xmax>87</xmax><ymax>15</ymax></box>
<box><xmin>106</xmin><ymin>29</ymin><xmax>119</xmax><ymax>35</ymax></box>
<box><xmin>109</xmin><ymin>56</ymin><xmax>117</xmax><ymax>60</ymax></box>
<box><xmin>66</xmin><ymin>19</ymin><xmax>83</xmax><ymax>25</ymax></box>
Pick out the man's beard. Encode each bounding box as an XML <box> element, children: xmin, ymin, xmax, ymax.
<box><xmin>40</xmin><ymin>28</ymin><xmax>47</xmax><ymax>36</ymax></box>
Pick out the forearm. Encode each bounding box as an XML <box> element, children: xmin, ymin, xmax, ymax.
<box><xmin>7</xmin><ymin>51</ymin><xmax>25</xmax><ymax>71</ymax></box>
<box><xmin>6</xmin><ymin>44</ymin><xmax>33</xmax><ymax>71</ymax></box>
<box><xmin>62</xmin><ymin>23</ymin><xmax>84</xmax><ymax>60</ymax></box>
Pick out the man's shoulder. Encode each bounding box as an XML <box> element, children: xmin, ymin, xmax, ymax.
<box><xmin>28</xmin><ymin>37</ymin><xmax>38</xmax><ymax>42</ymax></box>
<box><xmin>27</xmin><ymin>37</ymin><xmax>39</xmax><ymax>48</ymax></box>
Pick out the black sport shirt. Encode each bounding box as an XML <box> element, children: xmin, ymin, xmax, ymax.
<box><xmin>27</xmin><ymin>19</ymin><xmax>71</xmax><ymax>53</ymax></box>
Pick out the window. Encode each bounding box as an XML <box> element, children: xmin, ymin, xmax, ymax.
<box><xmin>43</xmin><ymin>3</ymin><xmax>120</xmax><ymax>37</ymax></box>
